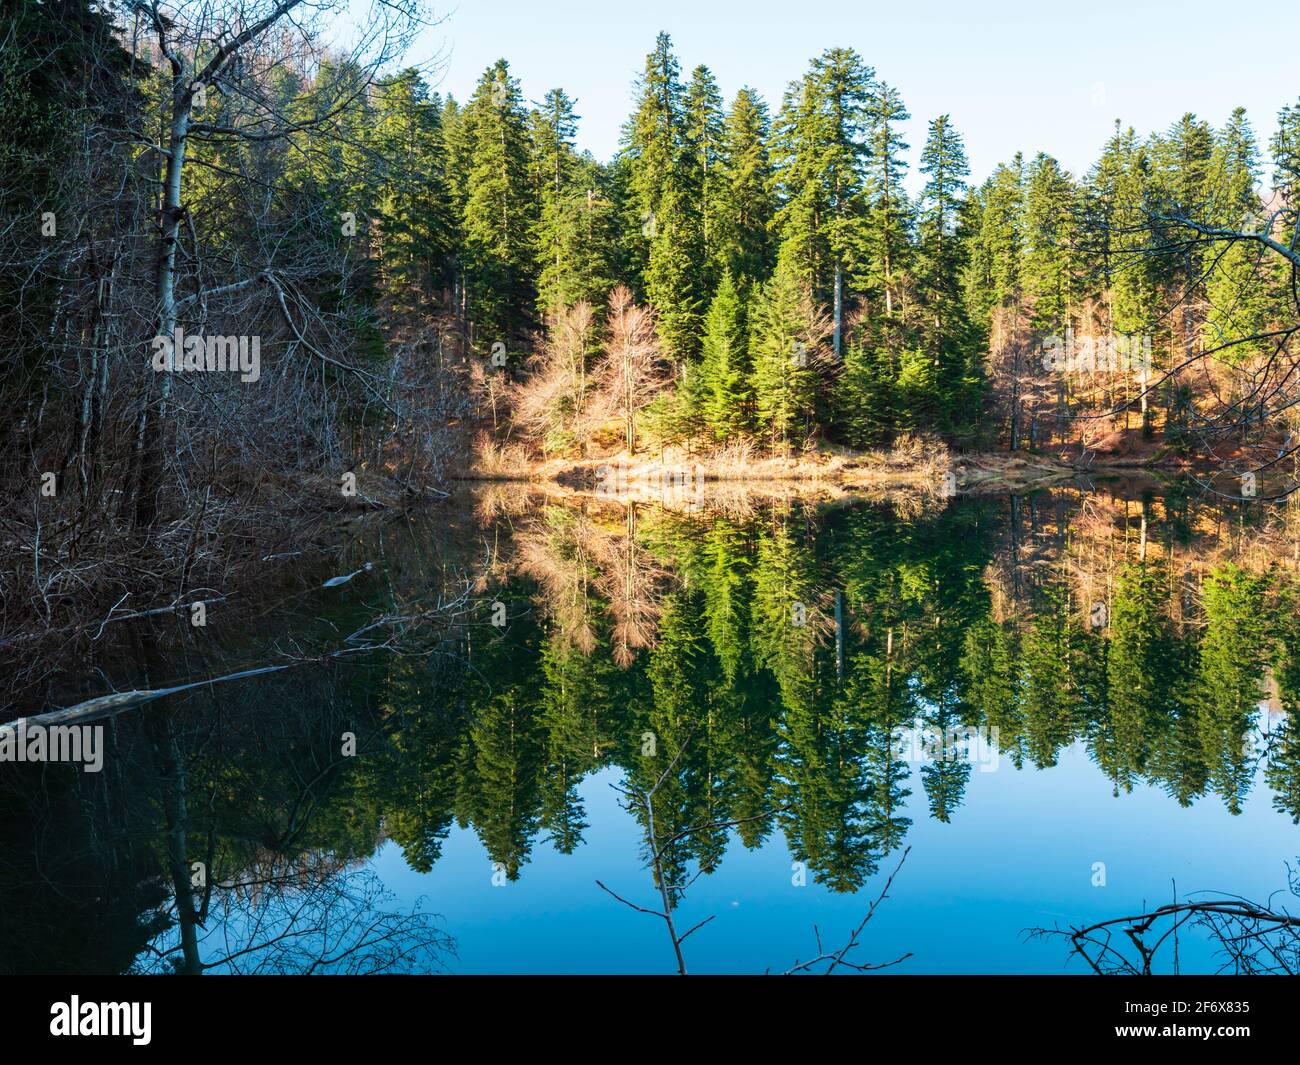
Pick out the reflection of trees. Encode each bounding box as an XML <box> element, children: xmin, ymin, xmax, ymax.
<box><xmin>137</xmin><ymin>855</ymin><xmax>452</xmax><ymax>975</ymax></box>
<box><xmin>495</xmin><ymin>487</ymin><xmax>1300</xmax><ymax>899</ymax></box>
<box><xmin>1198</xmin><ymin>565</ymin><xmax>1272</xmax><ymax>813</ymax></box>
<box><xmin>516</xmin><ymin>502</ymin><xmax>668</xmax><ymax>665</ymax></box>
<box><xmin>8</xmin><ymin>481</ymin><xmax>1300</xmax><ymax>973</ymax></box>
<box><xmin>957</xmin><ymin>488</ymin><xmax>1300</xmax><ymax>814</ymax></box>
<box><xmin>0</xmin><ymin>658</ymin><xmax>456</xmax><ymax>974</ymax></box>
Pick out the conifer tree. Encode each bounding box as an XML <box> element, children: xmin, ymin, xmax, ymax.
<box><xmin>530</xmin><ymin>88</ymin><xmax>579</xmax><ymax>313</ymax></box>
<box><xmin>371</xmin><ymin>70</ymin><xmax>454</xmax><ymax>307</ymax></box>
<box><xmin>771</xmin><ymin>49</ymin><xmax>874</xmax><ymax>356</ymax></box>
<box><xmin>915</xmin><ymin>115</ymin><xmax>981</xmax><ymax>428</ymax></box>
<box><xmin>1272</xmin><ymin>99</ymin><xmax>1300</xmax><ymax>238</ymax></box>
<box><xmin>716</xmin><ymin>88</ymin><xmax>774</xmax><ymax>283</ymax></box>
<box><xmin>860</xmin><ymin>81</ymin><xmax>913</xmax><ymax>319</ymax></box>
<box><xmin>694</xmin><ymin>269</ymin><xmax>751</xmax><ymax>439</ymax></box>
<box><xmin>1021</xmin><ymin>153</ymin><xmax>1078</xmax><ymax>331</ymax></box>
<box><xmin>439</xmin><ymin>95</ymin><xmax>473</xmax><ymax>321</ymax></box>
<box><xmin>461</xmin><ymin>60</ymin><xmax>538</xmax><ymax>350</ymax></box>
<box><xmin>749</xmin><ymin>257</ymin><xmax>827</xmax><ymax>450</ymax></box>
<box><xmin>833</xmin><ymin>333</ymin><xmax>897</xmax><ymax>446</ymax></box>
<box><xmin>622</xmin><ymin>33</ymin><xmax>705</xmax><ymax>361</ymax></box>
<box><xmin>1152</xmin><ymin>113</ymin><xmax>1214</xmax><ymax>368</ymax></box>
<box><xmin>1205</xmin><ymin>108</ymin><xmax>1274</xmax><ymax>364</ymax></box>
<box><xmin>967</xmin><ymin>154</ymin><xmax>1025</xmax><ymax>322</ymax></box>
<box><xmin>685</xmin><ymin>65</ymin><xmax>726</xmax><ymax>288</ymax></box>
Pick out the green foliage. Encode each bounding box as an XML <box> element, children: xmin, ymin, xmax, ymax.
<box><xmin>716</xmin><ymin>88</ymin><xmax>775</xmax><ymax>282</ymax></box>
<box><xmin>461</xmin><ymin>60</ymin><xmax>538</xmax><ymax>349</ymax></box>
<box><xmin>621</xmin><ymin>33</ymin><xmax>706</xmax><ymax>361</ymax></box>
<box><xmin>693</xmin><ymin>269</ymin><xmax>752</xmax><ymax>439</ymax></box>
<box><xmin>531</xmin><ymin>90</ymin><xmax>618</xmax><ymax>314</ymax></box>
<box><xmin>748</xmin><ymin>257</ymin><xmax>822</xmax><ymax>448</ymax></box>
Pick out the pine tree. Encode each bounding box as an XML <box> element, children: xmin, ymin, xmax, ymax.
<box><xmin>1110</xmin><ymin>135</ymin><xmax>1159</xmax><ymax>336</ymax></box>
<box><xmin>1205</xmin><ymin>108</ymin><xmax>1275</xmax><ymax>364</ymax></box>
<box><xmin>1152</xmin><ymin>114</ymin><xmax>1214</xmax><ymax>375</ymax></box>
<box><xmin>1272</xmin><ymin>99</ymin><xmax>1300</xmax><ymax>237</ymax></box>
<box><xmin>460</xmin><ymin>60</ymin><xmax>538</xmax><ymax>351</ymax></box>
<box><xmin>1021</xmin><ymin>152</ymin><xmax>1078</xmax><ymax>331</ymax></box>
<box><xmin>915</xmin><ymin>115</ymin><xmax>981</xmax><ymax>429</ymax></box>
<box><xmin>966</xmin><ymin>154</ymin><xmax>1025</xmax><ymax>323</ymax></box>
<box><xmin>749</xmin><ymin>256</ymin><xmax>826</xmax><ymax>450</ymax></box>
<box><xmin>622</xmin><ymin>33</ymin><xmax>705</xmax><ymax>361</ymax></box>
<box><xmin>371</xmin><ymin>70</ymin><xmax>454</xmax><ymax>307</ymax></box>
<box><xmin>771</xmin><ymin>49</ymin><xmax>874</xmax><ymax>356</ymax></box>
<box><xmin>685</xmin><ymin>65</ymin><xmax>726</xmax><ymax>287</ymax></box>
<box><xmin>860</xmin><ymin>81</ymin><xmax>913</xmax><ymax>319</ymax></box>
<box><xmin>833</xmin><ymin>333</ymin><xmax>896</xmax><ymax>446</ymax></box>
<box><xmin>530</xmin><ymin>88</ymin><xmax>579</xmax><ymax>314</ymax></box>
<box><xmin>716</xmin><ymin>88</ymin><xmax>774</xmax><ymax>283</ymax></box>
<box><xmin>694</xmin><ymin>269</ymin><xmax>751</xmax><ymax>439</ymax></box>
<box><xmin>439</xmin><ymin>95</ymin><xmax>473</xmax><ymax>322</ymax></box>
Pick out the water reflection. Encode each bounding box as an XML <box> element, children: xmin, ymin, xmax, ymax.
<box><xmin>2</xmin><ymin>479</ymin><xmax>1298</xmax><ymax>973</ymax></box>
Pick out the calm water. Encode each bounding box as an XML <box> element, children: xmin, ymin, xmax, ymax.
<box><xmin>2</xmin><ymin>480</ymin><xmax>1298</xmax><ymax>974</ymax></box>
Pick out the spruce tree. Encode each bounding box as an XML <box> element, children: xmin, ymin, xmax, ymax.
<box><xmin>530</xmin><ymin>88</ymin><xmax>579</xmax><ymax>314</ymax></box>
<box><xmin>695</xmin><ymin>269</ymin><xmax>751</xmax><ymax>439</ymax></box>
<box><xmin>860</xmin><ymin>81</ymin><xmax>913</xmax><ymax>319</ymax></box>
<box><xmin>1205</xmin><ymin>108</ymin><xmax>1274</xmax><ymax>364</ymax></box>
<box><xmin>915</xmin><ymin>115</ymin><xmax>981</xmax><ymax>428</ymax></box>
<box><xmin>371</xmin><ymin>70</ymin><xmax>454</xmax><ymax>307</ymax></box>
<box><xmin>1021</xmin><ymin>153</ymin><xmax>1078</xmax><ymax>331</ymax></box>
<box><xmin>461</xmin><ymin>60</ymin><xmax>538</xmax><ymax>351</ymax></box>
<box><xmin>685</xmin><ymin>65</ymin><xmax>726</xmax><ymax>288</ymax></box>
<box><xmin>717</xmin><ymin>88</ymin><xmax>774</xmax><ymax>283</ymax></box>
<box><xmin>749</xmin><ymin>256</ymin><xmax>823</xmax><ymax>450</ymax></box>
<box><xmin>771</xmin><ymin>49</ymin><xmax>874</xmax><ymax>356</ymax></box>
<box><xmin>1272</xmin><ymin>99</ymin><xmax>1300</xmax><ymax>238</ymax></box>
<box><xmin>622</xmin><ymin>33</ymin><xmax>705</xmax><ymax>362</ymax></box>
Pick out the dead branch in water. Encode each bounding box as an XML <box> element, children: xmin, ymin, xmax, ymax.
<box><xmin>1026</xmin><ymin>873</ymin><xmax>1300</xmax><ymax>974</ymax></box>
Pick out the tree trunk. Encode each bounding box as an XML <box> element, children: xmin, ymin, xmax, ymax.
<box><xmin>135</xmin><ymin>79</ymin><xmax>192</xmax><ymax>529</ymax></box>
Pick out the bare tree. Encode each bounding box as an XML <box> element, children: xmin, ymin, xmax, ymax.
<box><xmin>592</xmin><ymin>285</ymin><xmax>666</xmax><ymax>455</ymax></box>
<box><xmin>137</xmin><ymin>853</ymin><xmax>455</xmax><ymax>974</ymax></box>
<box><xmin>130</xmin><ymin>0</ymin><xmax>432</xmax><ymax>525</ymax></box>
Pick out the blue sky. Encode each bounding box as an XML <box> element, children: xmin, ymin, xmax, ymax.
<box><xmin>394</xmin><ymin>0</ymin><xmax>1300</xmax><ymax>193</ymax></box>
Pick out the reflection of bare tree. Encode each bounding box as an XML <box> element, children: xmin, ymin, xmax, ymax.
<box><xmin>516</xmin><ymin>506</ymin><xmax>603</xmax><ymax>654</ymax></box>
<box><xmin>138</xmin><ymin>853</ymin><xmax>453</xmax><ymax>975</ymax></box>
<box><xmin>1028</xmin><ymin>872</ymin><xmax>1300</xmax><ymax>975</ymax></box>
<box><xmin>603</xmin><ymin>505</ymin><xmax>664</xmax><ymax>667</ymax></box>
<box><xmin>515</xmin><ymin>501</ymin><xmax>669</xmax><ymax>666</ymax></box>
<box><xmin>597</xmin><ymin>739</ymin><xmax>911</xmax><ymax>975</ymax></box>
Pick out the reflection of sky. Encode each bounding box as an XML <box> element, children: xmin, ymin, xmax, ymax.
<box><xmin>373</xmin><ymin>743</ymin><xmax>1298</xmax><ymax>974</ymax></box>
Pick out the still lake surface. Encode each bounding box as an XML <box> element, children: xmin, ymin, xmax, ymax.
<box><xmin>2</xmin><ymin>478</ymin><xmax>1297</xmax><ymax>974</ymax></box>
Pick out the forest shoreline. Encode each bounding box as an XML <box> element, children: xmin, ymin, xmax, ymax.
<box><xmin>455</xmin><ymin>441</ymin><xmax>1210</xmax><ymax>495</ymax></box>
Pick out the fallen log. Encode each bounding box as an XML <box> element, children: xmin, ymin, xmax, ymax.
<box><xmin>0</xmin><ymin>663</ymin><xmax>301</xmax><ymax>739</ymax></box>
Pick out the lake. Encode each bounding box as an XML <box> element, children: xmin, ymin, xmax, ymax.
<box><xmin>2</xmin><ymin>478</ymin><xmax>1297</xmax><ymax>974</ymax></box>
